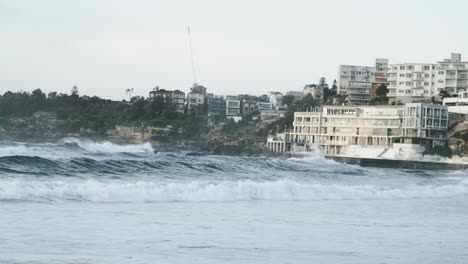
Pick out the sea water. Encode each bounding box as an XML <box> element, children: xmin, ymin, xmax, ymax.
<box><xmin>0</xmin><ymin>139</ymin><xmax>467</xmax><ymax>264</ymax></box>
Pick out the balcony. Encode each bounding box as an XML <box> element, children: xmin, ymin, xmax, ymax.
<box><xmin>413</xmin><ymin>86</ymin><xmax>424</xmax><ymax>89</ymax></box>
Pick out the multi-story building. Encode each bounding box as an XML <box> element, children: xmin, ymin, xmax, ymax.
<box><xmin>387</xmin><ymin>53</ymin><xmax>468</xmax><ymax>104</ymax></box>
<box><xmin>268</xmin><ymin>92</ymin><xmax>283</xmax><ymax>109</ymax></box>
<box><xmin>303</xmin><ymin>84</ymin><xmax>323</xmax><ymax>102</ymax></box>
<box><xmin>436</xmin><ymin>53</ymin><xmax>468</xmax><ymax>94</ymax></box>
<box><xmin>187</xmin><ymin>83</ymin><xmax>207</xmax><ymax>112</ymax></box>
<box><xmin>257</xmin><ymin>102</ymin><xmax>273</xmax><ymax>112</ymax></box>
<box><xmin>207</xmin><ymin>96</ymin><xmax>226</xmax><ymax>116</ymax></box>
<box><xmin>386</xmin><ymin>63</ymin><xmax>438</xmax><ymax>104</ymax></box>
<box><xmin>267</xmin><ymin>104</ymin><xmax>449</xmax><ymax>158</ymax></box>
<box><xmin>337</xmin><ymin>58</ymin><xmax>388</xmax><ymax>95</ymax></box>
<box><xmin>286</xmin><ymin>91</ymin><xmax>304</xmax><ymax>102</ymax></box>
<box><xmin>338</xmin><ymin>58</ymin><xmax>388</xmax><ymax>105</ymax></box>
<box><xmin>241</xmin><ymin>100</ymin><xmax>257</xmax><ymax>116</ymax></box>
<box><xmin>443</xmin><ymin>90</ymin><xmax>468</xmax><ymax>114</ymax></box>
<box><xmin>148</xmin><ymin>86</ymin><xmax>185</xmax><ymax>113</ymax></box>
<box><xmin>226</xmin><ymin>95</ymin><xmax>241</xmax><ymax>117</ymax></box>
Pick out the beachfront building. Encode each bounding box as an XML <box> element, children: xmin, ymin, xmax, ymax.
<box><xmin>148</xmin><ymin>86</ymin><xmax>185</xmax><ymax>113</ymax></box>
<box><xmin>337</xmin><ymin>58</ymin><xmax>388</xmax><ymax>105</ymax></box>
<box><xmin>267</xmin><ymin>104</ymin><xmax>449</xmax><ymax>155</ymax></box>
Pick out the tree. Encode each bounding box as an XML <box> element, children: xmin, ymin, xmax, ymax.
<box><xmin>370</xmin><ymin>83</ymin><xmax>388</xmax><ymax>104</ymax></box>
<box><xmin>71</xmin><ymin>85</ymin><xmax>79</xmax><ymax>96</ymax></box>
<box><xmin>281</xmin><ymin>95</ymin><xmax>295</xmax><ymax>108</ymax></box>
<box><xmin>439</xmin><ymin>88</ymin><xmax>451</xmax><ymax>99</ymax></box>
<box><xmin>318</xmin><ymin>77</ymin><xmax>336</xmax><ymax>103</ymax></box>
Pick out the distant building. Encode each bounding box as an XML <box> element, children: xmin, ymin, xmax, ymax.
<box><xmin>387</xmin><ymin>53</ymin><xmax>468</xmax><ymax>104</ymax></box>
<box><xmin>386</xmin><ymin>63</ymin><xmax>437</xmax><ymax>104</ymax></box>
<box><xmin>241</xmin><ymin>100</ymin><xmax>257</xmax><ymax>116</ymax></box>
<box><xmin>268</xmin><ymin>92</ymin><xmax>283</xmax><ymax>109</ymax></box>
<box><xmin>187</xmin><ymin>83</ymin><xmax>207</xmax><ymax>112</ymax></box>
<box><xmin>257</xmin><ymin>102</ymin><xmax>273</xmax><ymax>111</ymax></box>
<box><xmin>303</xmin><ymin>84</ymin><xmax>323</xmax><ymax>102</ymax></box>
<box><xmin>286</xmin><ymin>91</ymin><xmax>304</xmax><ymax>102</ymax></box>
<box><xmin>443</xmin><ymin>90</ymin><xmax>468</xmax><ymax>114</ymax></box>
<box><xmin>436</xmin><ymin>53</ymin><xmax>468</xmax><ymax>95</ymax></box>
<box><xmin>207</xmin><ymin>96</ymin><xmax>226</xmax><ymax>116</ymax></box>
<box><xmin>226</xmin><ymin>95</ymin><xmax>241</xmax><ymax>117</ymax></box>
<box><xmin>338</xmin><ymin>58</ymin><xmax>388</xmax><ymax>105</ymax></box>
<box><xmin>148</xmin><ymin>86</ymin><xmax>185</xmax><ymax>113</ymax></box>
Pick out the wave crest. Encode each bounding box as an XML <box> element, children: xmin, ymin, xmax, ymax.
<box><xmin>61</xmin><ymin>138</ymin><xmax>155</xmax><ymax>154</ymax></box>
<box><xmin>1</xmin><ymin>179</ymin><xmax>466</xmax><ymax>203</ymax></box>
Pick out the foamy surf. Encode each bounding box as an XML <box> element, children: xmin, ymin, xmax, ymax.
<box><xmin>1</xmin><ymin>178</ymin><xmax>467</xmax><ymax>203</ymax></box>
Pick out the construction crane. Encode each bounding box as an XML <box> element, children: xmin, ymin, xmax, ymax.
<box><xmin>187</xmin><ymin>26</ymin><xmax>198</xmax><ymax>86</ymax></box>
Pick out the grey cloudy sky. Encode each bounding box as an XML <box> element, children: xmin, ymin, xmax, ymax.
<box><xmin>1</xmin><ymin>0</ymin><xmax>467</xmax><ymax>100</ymax></box>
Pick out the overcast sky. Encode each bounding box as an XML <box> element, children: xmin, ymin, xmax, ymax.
<box><xmin>1</xmin><ymin>0</ymin><xmax>467</xmax><ymax>100</ymax></box>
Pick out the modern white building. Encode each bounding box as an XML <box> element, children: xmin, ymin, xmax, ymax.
<box><xmin>387</xmin><ymin>53</ymin><xmax>468</xmax><ymax>104</ymax></box>
<box><xmin>436</xmin><ymin>53</ymin><xmax>468</xmax><ymax>95</ymax></box>
<box><xmin>386</xmin><ymin>63</ymin><xmax>438</xmax><ymax>104</ymax></box>
<box><xmin>225</xmin><ymin>95</ymin><xmax>241</xmax><ymax>117</ymax></box>
<box><xmin>443</xmin><ymin>91</ymin><xmax>468</xmax><ymax>114</ymax></box>
<box><xmin>337</xmin><ymin>58</ymin><xmax>388</xmax><ymax>104</ymax></box>
<box><xmin>267</xmin><ymin>104</ymin><xmax>449</xmax><ymax>159</ymax></box>
<box><xmin>268</xmin><ymin>92</ymin><xmax>283</xmax><ymax>109</ymax></box>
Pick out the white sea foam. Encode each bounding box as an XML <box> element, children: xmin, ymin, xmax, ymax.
<box><xmin>1</xmin><ymin>178</ymin><xmax>467</xmax><ymax>203</ymax></box>
<box><xmin>60</xmin><ymin>138</ymin><xmax>154</xmax><ymax>154</ymax></box>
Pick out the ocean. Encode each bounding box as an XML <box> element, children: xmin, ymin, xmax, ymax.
<box><xmin>0</xmin><ymin>138</ymin><xmax>467</xmax><ymax>264</ymax></box>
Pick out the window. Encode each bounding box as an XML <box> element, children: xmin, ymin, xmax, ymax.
<box><xmin>407</xmin><ymin>65</ymin><xmax>413</xmax><ymax>70</ymax></box>
<box><xmin>406</xmin><ymin>90</ymin><xmax>412</xmax><ymax>94</ymax></box>
<box><xmin>400</xmin><ymin>66</ymin><xmax>405</xmax><ymax>70</ymax></box>
<box><xmin>424</xmin><ymin>74</ymin><xmax>430</xmax><ymax>78</ymax></box>
<box><xmin>406</xmin><ymin>82</ymin><xmax>412</xmax><ymax>86</ymax></box>
<box><xmin>399</xmin><ymin>74</ymin><xmax>405</xmax><ymax>77</ymax></box>
<box><xmin>406</xmin><ymin>73</ymin><xmax>413</xmax><ymax>78</ymax></box>
<box><xmin>399</xmin><ymin>82</ymin><xmax>404</xmax><ymax>85</ymax></box>
<box><xmin>438</xmin><ymin>71</ymin><xmax>444</xmax><ymax>75</ymax></box>
<box><xmin>438</xmin><ymin>80</ymin><xmax>444</xmax><ymax>83</ymax></box>
<box><xmin>423</xmin><ymin>66</ymin><xmax>430</xmax><ymax>71</ymax></box>
<box><xmin>398</xmin><ymin>89</ymin><xmax>405</xmax><ymax>93</ymax></box>
<box><xmin>424</xmin><ymin>82</ymin><xmax>429</xmax><ymax>86</ymax></box>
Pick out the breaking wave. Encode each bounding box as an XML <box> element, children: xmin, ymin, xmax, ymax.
<box><xmin>0</xmin><ymin>139</ymin><xmax>467</xmax><ymax>203</ymax></box>
<box><xmin>0</xmin><ymin>178</ymin><xmax>467</xmax><ymax>203</ymax></box>
<box><xmin>60</xmin><ymin>138</ymin><xmax>155</xmax><ymax>154</ymax></box>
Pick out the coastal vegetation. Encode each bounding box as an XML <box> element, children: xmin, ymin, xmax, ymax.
<box><xmin>0</xmin><ymin>78</ymin><xmax>337</xmax><ymax>140</ymax></box>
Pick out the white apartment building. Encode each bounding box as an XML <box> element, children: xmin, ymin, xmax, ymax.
<box><xmin>386</xmin><ymin>63</ymin><xmax>438</xmax><ymax>104</ymax></box>
<box><xmin>267</xmin><ymin>104</ymin><xmax>448</xmax><ymax>157</ymax></box>
<box><xmin>387</xmin><ymin>53</ymin><xmax>468</xmax><ymax>104</ymax></box>
<box><xmin>268</xmin><ymin>92</ymin><xmax>283</xmax><ymax>109</ymax></box>
<box><xmin>436</xmin><ymin>53</ymin><xmax>468</xmax><ymax>94</ymax></box>
<box><xmin>443</xmin><ymin>90</ymin><xmax>468</xmax><ymax>114</ymax></box>
<box><xmin>225</xmin><ymin>95</ymin><xmax>241</xmax><ymax>116</ymax></box>
<box><xmin>337</xmin><ymin>58</ymin><xmax>388</xmax><ymax>104</ymax></box>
